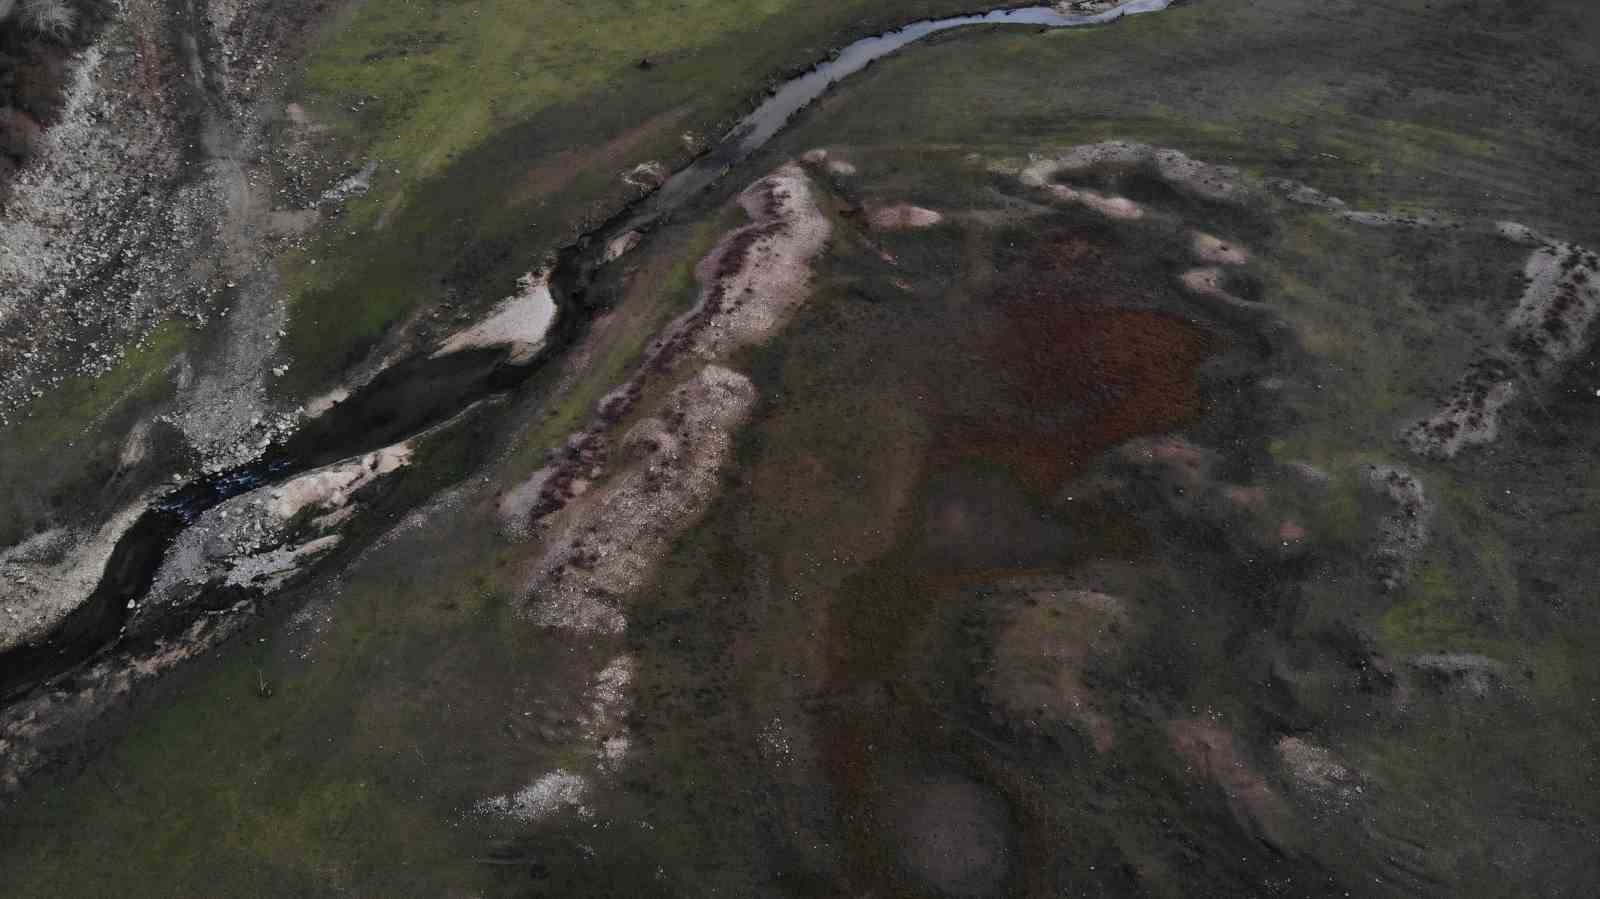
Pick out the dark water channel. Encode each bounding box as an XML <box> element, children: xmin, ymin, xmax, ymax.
<box><xmin>0</xmin><ymin>0</ymin><xmax>1174</xmax><ymax>701</ymax></box>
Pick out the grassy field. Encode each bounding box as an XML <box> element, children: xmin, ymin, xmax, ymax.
<box><xmin>0</xmin><ymin>322</ymin><xmax>186</xmax><ymax>547</ymax></box>
<box><xmin>270</xmin><ymin>0</ymin><xmax>1053</xmax><ymax>397</ymax></box>
<box><xmin>5</xmin><ymin>0</ymin><xmax>1600</xmax><ymax>895</ymax></box>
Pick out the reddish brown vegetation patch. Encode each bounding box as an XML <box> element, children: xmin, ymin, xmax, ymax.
<box><xmin>959</xmin><ymin>231</ymin><xmax>1225</xmax><ymax>488</ymax></box>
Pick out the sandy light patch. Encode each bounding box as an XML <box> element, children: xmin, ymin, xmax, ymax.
<box><xmin>474</xmin><ymin>769</ymin><xmax>593</xmax><ymax>823</ymax></box>
<box><xmin>1276</xmin><ymin>735</ymin><xmax>1360</xmax><ymax>801</ymax></box>
<box><xmin>1504</xmin><ymin>242</ymin><xmax>1600</xmax><ymax>377</ymax></box>
<box><xmin>602</xmin><ymin>230</ymin><xmax>643</xmax><ymax>265</ymax></box>
<box><xmin>583</xmin><ymin>654</ymin><xmax>634</xmax><ymax>773</ymax></box>
<box><xmin>1050</xmin><ymin>184</ymin><xmax>1144</xmax><ymax>220</ymax></box>
<box><xmin>499</xmin><ymin>163</ymin><xmax>831</xmax><ymax>534</ymax></box>
<box><xmin>623</xmin><ymin>160</ymin><xmax>668</xmax><ymax>191</ymax></box>
<box><xmin>1191</xmin><ymin>231</ymin><xmax>1250</xmax><ymax>265</ymax></box>
<box><xmin>687</xmin><ymin>163</ymin><xmax>833</xmax><ymax>359</ymax></box>
<box><xmin>869</xmin><ymin>204</ymin><xmax>943</xmax><ymax>229</ymax></box>
<box><xmin>138</xmin><ymin>439</ymin><xmax>416</xmax><ymax>619</ymax></box>
<box><xmin>0</xmin><ymin>36</ymin><xmax>223</xmax><ymax>427</ymax></box>
<box><xmin>527</xmin><ymin>365</ymin><xmax>757</xmax><ymax>634</ymax></box>
<box><xmin>473</xmin><ymin>653</ymin><xmax>634</xmax><ymax>824</ymax></box>
<box><xmin>1181</xmin><ymin>266</ymin><xmax>1263</xmax><ymax>313</ymax></box>
<box><xmin>1495</xmin><ymin>220</ymin><xmax>1549</xmax><ymax>247</ymax></box>
<box><xmin>0</xmin><ymin>499</ymin><xmax>151</xmax><ymax>653</ymax></box>
<box><xmin>434</xmin><ymin>269</ymin><xmax>559</xmax><ymax>364</ymax></box>
<box><xmin>1019</xmin><ymin>141</ymin><xmax>1244</xmax><ymax>204</ymax></box>
<box><xmin>1407</xmin><ymin>241</ymin><xmax>1599</xmax><ymax>458</ymax></box>
<box><xmin>1405</xmin><ymin>653</ymin><xmax>1510</xmax><ymax>701</ymax></box>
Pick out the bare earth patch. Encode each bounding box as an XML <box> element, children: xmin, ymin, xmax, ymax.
<box><xmin>499</xmin><ymin>163</ymin><xmax>831</xmax><ymax>533</ymax></box>
<box><xmin>1276</xmin><ymin>735</ymin><xmax>1361</xmax><ymax>803</ymax></box>
<box><xmin>136</xmin><ymin>440</ymin><xmax>416</xmax><ymax>625</ymax></box>
<box><xmin>433</xmin><ymin>269</ymin><xmax>559</xmax><ymax>364</ymax></box>
<box><xmin>527</xmin><ymin>365</ymin><xmax>755</xmax><ymax>635</ymax></box>
<box><xmin>868</xmin><ymin>204</ymin><xmax>943</xmax><ymax>229</ymax></box>
<box><xmin>1168</xmin><ymin>716</ymin><xmax>1295</xmax><ymax>850</ymax></box>
<box><xmin>0</xmin><ymin>499</ymin><xmax>150</xmax><ymax>653</ymax></box>
<box><xmin>1407</xmin><ymin>241</ymin><xmax>1600</xmax><ymax>458</ymax></box>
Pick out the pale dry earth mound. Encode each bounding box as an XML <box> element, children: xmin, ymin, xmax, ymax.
<box><xmin>433</xmin><ymin>270</ymin><xmax>559</xmax><ymax>364</ymax></box>
<box><xmin>528</xmin><ymin>364</ymin><xmax>756</xmax><ymax>635</ymax></box>
<box><xmin>1407</xmin><ymin>240</ymin><xmax>1600</xmax><ymax>458</ymax></box>
<box><xmin>0</xmin><ymin>498</ymin><xmax>148</xmax><ymax>652</ymax></box>
<box><xmin>499</xmin><ymin>163</ymin><xmax>831</xmax><ymax>533</ymax></box>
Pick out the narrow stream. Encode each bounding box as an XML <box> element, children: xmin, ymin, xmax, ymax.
<box><xmin>620</xmin><ymin>0</ymin><xmax>1174</xmax><ymax>232</ymax></box>
<box><xmin>0</xmin><ymin>0</ymin><xmax>1175</xmax><ymax>700</ymax></box>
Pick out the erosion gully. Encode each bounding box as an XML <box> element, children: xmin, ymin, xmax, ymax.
<box><xmin>0</xmin><ymin>0</ymin><xmax>1174</xmax><ymax>701</ymax></box>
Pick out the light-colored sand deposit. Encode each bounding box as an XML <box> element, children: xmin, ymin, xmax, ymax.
<box><xmin>527</xmin><ymin>365</ymin><xmax>756</xmax><ymax>635</ymax></box>
<box><xmin>136</xmin><ymin>440</ymin><xmax>415</xmax><ymax>621</ymax></box>
<box><xmin>500</xmin><ymin>164</ymin><xmax>831</xmax><ymax>534</ymax></box>
<box><xmin>1276</xmin><ymin>735</ymin><xmax>1361</xmax><ymax>802</ymax></box>
<box><xmin>1407</xmin><ymin>241</ymin><xmax>1600</xmax><ymax>458</ymax></box>
<box><xmin>868</xmin><ymin>204</ymin><xmax>944</xmax><ymax>229</ymax></box>
<box><xmin>0</xmin><ymin>500</ymin><xmax>150</xmax><ymax>653</ymax></box>
<box><xmin>434</xmin><ymin>270</ymin><xmax>559</xmax><ymax>364</ymax></box>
